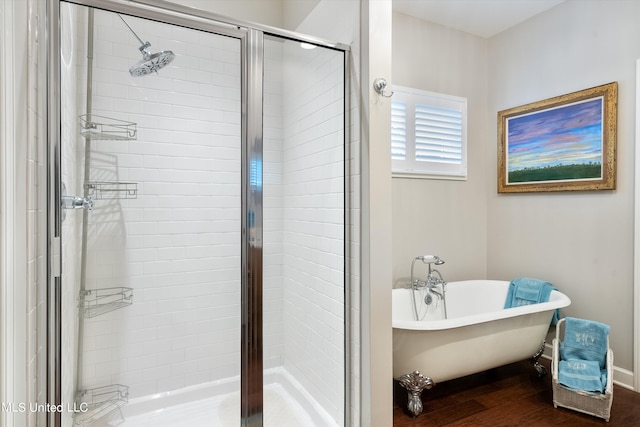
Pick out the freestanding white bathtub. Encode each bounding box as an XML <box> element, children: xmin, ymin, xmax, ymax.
<box><xmin>392</xmin><ymin>279</ymin><xmax>571</xmax><ymax>416</ymax></box>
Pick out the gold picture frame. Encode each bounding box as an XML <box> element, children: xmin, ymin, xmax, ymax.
<box><xmin>498</xmin><ymin>82</ymin><xmax>617</xmax><ymax>193</ymax></box>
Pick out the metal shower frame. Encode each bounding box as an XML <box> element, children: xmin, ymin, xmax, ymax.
<box><xmin>46</xmin><ymin>0</ymin><xmax>352</xmax><ymax>426</ymax></box>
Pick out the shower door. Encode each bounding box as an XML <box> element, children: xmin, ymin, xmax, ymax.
<box><xmin>57</xmin><ymin>3</ymin><xmax>245</xmax><ymax>426</ymax></box>
<box><xmin>262</xmin><ymin>36</ymin><xmax>347</xmax><ymax>426</ymax></box>
<box><xmin>52</xmin><ymin>1</ymin><xmax>348</xmax><ymax>426</ymax></box>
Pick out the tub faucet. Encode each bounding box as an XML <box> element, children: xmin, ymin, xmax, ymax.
<box><xmin>410</xmin><ymin>255</ymin><xmax>448</xmax><ymax>320</ymax></box>
<box><xmin>426</xmin><ymin>267</ymin><xmax>445</xmax><ymax>288</ymax></box>
<box><xmin>411</xmin><ymin>255</ymin><xmax>445</xmax><ymax>290</ymax></box>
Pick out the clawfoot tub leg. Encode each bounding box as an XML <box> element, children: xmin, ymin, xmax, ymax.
<box><xmin>397</xmin><ymin>370</ymin><xmax>435</xmax><ymax>417</ymax></box>
<box><xmin>529</xmin><ymin>340</ymin><xmax>547</xmax><ymax>377</ymax></box>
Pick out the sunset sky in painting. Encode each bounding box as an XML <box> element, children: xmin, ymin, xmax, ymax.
<box><xmin>506</xmin><ymin>98</ymin><xmax>603</xmax><ymax>172</ymax></box>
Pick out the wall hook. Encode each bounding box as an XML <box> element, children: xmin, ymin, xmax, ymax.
<box><xmin>373</xmin><ymin>77</ymin><xmax>394</xmax><ymax>98</ymax></box>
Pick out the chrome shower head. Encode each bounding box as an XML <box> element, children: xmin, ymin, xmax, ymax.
<box><xmin>129</xmin><ymin>46</ymin><xmax>175</xmax><ymax>77</ymax></box>
<box><xmin>118</xmin><ymin>14</ymin><xmax>175</xmax><ymax>77</ymax></box>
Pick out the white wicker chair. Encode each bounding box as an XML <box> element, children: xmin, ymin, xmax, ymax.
<box><xmin>552</xmin><ymin>317</ymin><xmax>613</xmax><ymax>422</ymax></box>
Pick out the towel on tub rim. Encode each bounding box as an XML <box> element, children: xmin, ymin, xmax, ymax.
<box><xmin>503</xmin><ymin>277</ymin><xmax>559</xmax><ymax>324</ymax></box>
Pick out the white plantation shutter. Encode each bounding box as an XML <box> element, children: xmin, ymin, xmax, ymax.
<box><xmin>415</xmin><ymin>104</ymin><xmax>462</xmax><ymax>163</ymax></box>
<box><xmin>391</xmin><ymin>86</ymin><xmax>467</xmax><ymax>179</ymax></box>
<box><xmin>391</xmin><ymin>101</ymin><xmax>407</xmax><ymax>160</ymax></box>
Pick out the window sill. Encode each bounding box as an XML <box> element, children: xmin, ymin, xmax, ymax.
<box><xmin>391</xmin><ymin>171</ymin><xmax>467</xmax><ymax>181</ymax></box>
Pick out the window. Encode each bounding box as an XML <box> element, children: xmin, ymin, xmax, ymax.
<box><xmin>391</xmin><ymin>86</ymin><xmax>467</xmax><ymax>179</ymax></box>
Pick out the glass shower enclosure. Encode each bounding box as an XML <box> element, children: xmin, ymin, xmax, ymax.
<box><xmin>49</xmin><ymin>1</ymin><xmax>349</xmax><ymax>426</ymax></box>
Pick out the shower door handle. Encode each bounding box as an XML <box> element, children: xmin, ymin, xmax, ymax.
<box><xmin>61</xmin><ymin>182</ymin><xmax>94</xmax><ymax>212</ymax></box>
<box><xmin>61</xmin><ymin>194</ymin><xmax>94</xmax><ymax>211</ymax></box>
<box><xmin>61</xmin><ymin>183</ymin><xmax>94</xmax><ymax>223</ymax></box>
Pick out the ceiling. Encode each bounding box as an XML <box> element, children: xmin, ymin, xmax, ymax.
<box><xmin>393</xmin><ymin>0</ymin><xmax>566</xmax><ymax>38</ymax></box>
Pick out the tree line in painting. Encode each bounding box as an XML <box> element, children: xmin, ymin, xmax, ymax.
<box><xmin>508</xmin><ymin>161</ymin><xmax>601</xmax><ymax>183</ymax></box>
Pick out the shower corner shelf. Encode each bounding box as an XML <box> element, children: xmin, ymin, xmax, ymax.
<box><xmin>80</xmin><ymin>287</ymin><xmax>133</xmax><ymax>318</ymax></box>
<box><xmin>74</xmin><ymin>384</ymin><xmax>129</xmax><ymax>426</ymax></box>
<box><xmin>80</xmin><ymin>114</ymin><xmax>137</xmax><ymax>141</ymax></box>
<box><xmin>85</xmin><ymin>181</ymin><xmax>138</xmax><ymax>200</ymax></box>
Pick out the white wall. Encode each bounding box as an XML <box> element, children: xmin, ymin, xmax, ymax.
<box><xmin>283</xmin><ymin>0</ymin><xmax>321</xmax><ymax>30</ymax></box>
<box><xmin>487</xmin><ymin>0</ymin><xmax>640</xmax><ymax>373</ymax></box>
<box><xmin>29</xmin><ymin>0</ymin><xmax>49</xmax><ymax>423</ymax></box>
<box><xmin>391</xmin><ymin>12</ymin><xmax>489</xmax><ymax>286</ymax></box>
<box><xmin>1</xmin><ymin>1</ymin><xmax>33</xmax><ymax>426</ymax></box>
<box><xmin>359</xmin><ymin>0</ymin><xmax>394</xmax><ymax>425</ymax></box>
<box><xmin>389</xmin><ymin>0</ymin><xmax>640</xmax><ymax>382</ymax></box>
<box><xmin>2</xmin><ymin>1</ymin><xmax>59</xmax><ymax>425</ymax></box>
<box><xmin>170</xmin><ymin>0</ymin><xmax>284</xmax><ymax>27</ymax></box>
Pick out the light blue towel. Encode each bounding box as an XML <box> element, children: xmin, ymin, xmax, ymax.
<box><xmin>558</xmin><ymin>359</ymin><xmax>606</xmax><ymax>393</ymax></box>
<box><xmin>503</xmin><ymin>277</ymin><xmax>559</xmax><ymax>324</ymax></box>
<box><xmin>560</xmin><ymin>317</ymin><xmax>610</xmax><ymax>369</ymax></box>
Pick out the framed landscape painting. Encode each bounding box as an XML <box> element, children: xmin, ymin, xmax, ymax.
<box><xmin>497</xmin><ymin>82</ymin><xmax>617</xmax><ymax>193</ymax></box>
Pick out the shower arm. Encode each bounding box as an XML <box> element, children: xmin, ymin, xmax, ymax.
<box><xmin>117</xmin><ymin>14</ymin><xmax>148</xmax><ymax>50</ymax></box>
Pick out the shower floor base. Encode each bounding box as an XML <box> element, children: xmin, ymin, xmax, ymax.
<box><xmin>101</xmin><ymin>368</ymin><xmax>338</xmax><ymax>427</ymax></box>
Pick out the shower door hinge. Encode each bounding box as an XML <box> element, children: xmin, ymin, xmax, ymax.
<box><xmin>52</xmin><ymin>236</ymin><xmax>61</xmax><ymax>278</ymax></box>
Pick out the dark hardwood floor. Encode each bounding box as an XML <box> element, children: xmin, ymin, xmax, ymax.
<box><xmin>393</xmin><ymin>358</ymin><xmax>640</xmax><ymax>426</ymax></box>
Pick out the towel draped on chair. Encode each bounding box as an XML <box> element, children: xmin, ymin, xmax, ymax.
<box><xmin>560</xmin><ymin>317</ymin><xmax>610</xmax><ymax>368</ymax></box>
<box><xmin>558</xmin><ymin>360</ymin><xmax>607</xmax><ymax>393</ymax></box>
<box><xmin>558</xmin><ymin>317</ymin><xmax>610</xmax><ymax>394</ymax></box>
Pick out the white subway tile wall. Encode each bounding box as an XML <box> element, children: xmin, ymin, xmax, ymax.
<box><xmin>276</xmin><ymin>39</ymin><xmax>345</xmax><ymax>423</ymax></box>
<box><xmin>61</xmin><ymin>6</ymin><xmax>346</xmax><ymax>424</ymax></box>
<box><xmin>263</xmin><ymin>40</ymin><xmax>285</xmax><ymax>372</ymax></box>
<box><xmin>73</xmin><ymin>10</ymin><xmax>243</xmax><ymax>398</ymax></box>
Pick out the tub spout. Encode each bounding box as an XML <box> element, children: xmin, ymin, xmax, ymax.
<box><xmin>428</xmin><ymin>288</ymin><xmax>444</xmax><ymax>300</ymax></box>
<box><xmin>398</xmin><ymin>370</ymin><xmax>435</xmax><ymax>417</ymax></box>
<box><xmin>426</xmin><ymin>268</ymin><xmax>447</xmax><ymax>318</ymax></box>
